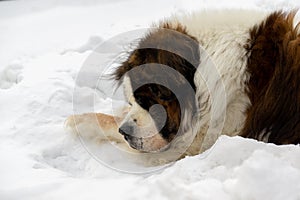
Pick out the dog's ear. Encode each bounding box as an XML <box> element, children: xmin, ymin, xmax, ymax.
<box><xmin>113</xmin><ymin>49</ymin><xmax>144</xmax><ymax>82</ymax></box>
<box><xmin>113</xmin><ymin>60</ymin><xmax>130</xmax><ymax>81</ymax></box>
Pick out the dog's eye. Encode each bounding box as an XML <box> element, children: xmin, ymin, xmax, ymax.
<box><xmin>135</xmin><ymin>95</ymin><xmax>156</xmax><ymax>110</ymax></box>
<box><xmin>128</xmin><ymin>102</ymin><xmax>132</xmax><ymax>106</ymax></box>
<box><xmin>135</xmin><ymin>96</ymin><xmax>144</xmax><ymax>105</ymax></box>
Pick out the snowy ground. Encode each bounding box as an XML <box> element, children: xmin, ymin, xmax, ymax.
<box><xmin>1</xmin><ymin>0</ymin><xmax>300</xmax><ymax>199</ymax></box>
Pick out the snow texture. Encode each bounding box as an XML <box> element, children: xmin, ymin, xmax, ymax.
<box><xmin>0</xmin><ymin>0</ymin><xmax>300</xmax><ymax>199</ymax></box>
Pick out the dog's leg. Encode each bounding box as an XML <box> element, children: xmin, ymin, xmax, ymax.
<box><xmin>65</xmin><ymin>112</ymin><xmax>125</xmax><ymax>143</ymax></box>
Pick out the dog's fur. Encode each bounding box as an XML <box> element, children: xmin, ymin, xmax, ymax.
<box><xmin>112</xmin><ymin>9</ymin><xmax>300</xmax><ymax>157</ymax></box>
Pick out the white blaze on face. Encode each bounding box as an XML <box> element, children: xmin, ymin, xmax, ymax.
<box><xmin>120</xmin><ymin>75</ymin><xmax>168</xmax><ymax>152</ymax></box>
<box><xmin>124</xmin><ymin>99</ymin><xmax>158</xmax><ymax>138</ymax></box>
<box><xmin>122</xmin><ymin>75</ymin><xmax>158</xmax><ymax>137</ymax></box>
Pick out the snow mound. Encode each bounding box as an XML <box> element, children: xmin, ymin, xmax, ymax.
<box><xmin>146</xmin><ymin>136</ymin><xmax>300</xmax><ymax>200</ymax></box>
<box><xmin>0</xmin><ymin>62</ymin><xmax>24</xmax><ymax>89</ymax></box>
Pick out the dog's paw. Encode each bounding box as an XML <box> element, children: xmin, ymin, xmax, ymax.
<box><xmin>65</xmin><ymin>113</ymin><xmax>124</xmax><ymax>143</ymax></box>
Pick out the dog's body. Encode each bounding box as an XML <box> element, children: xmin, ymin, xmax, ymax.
<box><xmin>113</xmin><ymin>9</ymin><xmax>300</xmax><ymax>157</ymax></box>
<box><xmin>67</xmin><ymin>10</ymin><xmax>300</xmax><ymax>161</ymax></box>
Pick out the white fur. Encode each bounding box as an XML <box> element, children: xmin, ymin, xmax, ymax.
<box><xmin>166</xmin><ymin>10</ymin><xmax>270</xmax><ymax>154</ymax></box>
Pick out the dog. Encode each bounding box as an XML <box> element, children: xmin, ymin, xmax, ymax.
<box><xmin>113</xmin><ymin>9</ymin><xmax>300</xmax><ymax>157</ymax></box>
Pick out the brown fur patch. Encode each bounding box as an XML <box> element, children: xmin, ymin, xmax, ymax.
<box><xmin>114</xmin><ymin>22</ymin><xmax>199</xmax><ymax>86</ymax></box>
<box><xmin>242</xmin><ymin>11</ymin><xmax>300</xmax><ymax>144</ymax></box>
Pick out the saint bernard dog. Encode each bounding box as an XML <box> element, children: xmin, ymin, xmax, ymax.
<box><xmin>112</xmin><ymin>9</ymin><xmax>300</xmax><ymax>157</ymax></box>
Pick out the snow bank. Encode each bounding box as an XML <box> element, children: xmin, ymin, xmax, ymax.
<box><xmin>1</xmin><ymin>0</ymin><xmax>300</xmax><ymax>199</ymax></box>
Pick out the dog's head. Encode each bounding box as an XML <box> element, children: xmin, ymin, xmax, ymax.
<box><xmin>114</xmin><ymin>23</ymin><xmax>200</xmax><ymax>152</ymax></box>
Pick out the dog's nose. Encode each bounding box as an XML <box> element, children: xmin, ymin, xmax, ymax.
<box><xmin>119</xmin><ymin>124</ymin><xmax>133</xmax><ymax>136</ymax></box>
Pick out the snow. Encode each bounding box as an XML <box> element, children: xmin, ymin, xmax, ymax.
<box><xmin>1</xmin><ymin>0</ymin><xmax>300</xmax><ymax>199</ymax></box>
